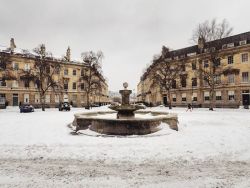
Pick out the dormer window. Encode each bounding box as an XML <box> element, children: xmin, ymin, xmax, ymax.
<box><xmin>227</xmin><ymin>43</ymin><xmax>234</xmax><ymax>48</ymax></box>
<box><xmin>239</xmin><ymin>40</ymin><xmax>247</xmax><ymax>46</ymax></box>
<box><xmin>222</xmin><ymin>44</ymin><xmax>227</xmax><ymax>49</ymax></box>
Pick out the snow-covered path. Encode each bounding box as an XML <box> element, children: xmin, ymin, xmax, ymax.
<box><xmin>0</xmin><ymin>106</ymin><xmax>250</xmax><ymax>187</ymax></box>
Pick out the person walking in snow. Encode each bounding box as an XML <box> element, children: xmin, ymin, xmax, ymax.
<box><xmin>186</xmin><ymin>103</ymin><xmax>192</xmax><ymax>112</ymax></box>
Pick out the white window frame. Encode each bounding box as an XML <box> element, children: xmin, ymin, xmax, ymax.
<box><xmin>12</xmin><ymin>80</ymin><xmax>18</xmax><ymax>88</ymax></box>
<box><xmin>239</xmin><ymin>40</ymin><xmax>247</xmax><ymax>46</ymax></box>
<box><xmin>227</xmin><ymin>43</ymin><xmax>234</xmax><ymax>48</ymax></box>
<box><xmin>35</xmin><ymin>94</ymin><xmax>40</xmax><ymax>103</ymax></box>
<box><xmin>228</xmin><ymin>55</ymin><xmax>233</xmax><ymax>64</ymax></box>
<box><xmin>72</xmin><ymin>94</ymin><xmax>77</xmax><ymax>102</ymax></box>
<box><xmin>241</xmin><ymin>53</ymin><xmax>248</xmax><ymax>63</ymax></box>
<box><xmin>228</xmin><ymin>91</ymin><xmax>235</xmax><ymax>101</ymax></box>
<box><xmin>12</xmin><ymin>62</ymin><xmax>19</xmax><ymax>70</ymax></box>
<box><xmin>228</xmin><ymin>74</ymin><xmax>235</xmax><ymax>84</ymax></box>
<box><xmin>181</xmin><ymin>93</ymin><xmax>186</xmax><ymax>101</ymax></box>
<box><xmin>24</xmin><ymin>93</ymin><xmax>29</xmax><ymax>103</ymax></box>
<box><xmin>24</xmin><ymin>63</ymin><xmax>30</xmax><ymax>71</ymax></box>
<box><xmin>45</xmin><ymin>94</ymin><xmax>50</xmax><ymax>103</ymax></box>
<box><xmin>204</xmin><ymin>91</ymin><xmax>210</xmax><ymax>101</ymax></box>
<box><xmin>192</xmin><ymin>92</ymin><xmax>197</xmax><ymax>101</ymax></box>
<box><xmin>216</xmin><ymin>91</ymin><xmax>222</xmax><ymax>100</ymax></box>
<box><xmin>242</xmin><ymin>72</ymin><xmax>249</xmax><ymax>83</ymax></box>
<box><xmin>55</xmin><ymin>94</ymin><xmax>60</xmax><ymax>103</ymax></box>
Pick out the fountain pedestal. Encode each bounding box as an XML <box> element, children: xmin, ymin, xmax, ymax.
<box><xmin>109</xmin><ymin>82</ymin><xmax>144</xmax><ymax>119</ymax></box>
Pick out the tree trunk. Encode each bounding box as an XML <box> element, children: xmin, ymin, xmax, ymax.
<box><xmin>209</xmin><ymin>88</ymin><xmax>215</xmax><ymax>111</ymax></box>
<box><xmin>85</xmin><ymin>92</ymin><xmax>90</xmax><ymax>110</ymax></box>
<box><xmin>40</xmin><ymin>94</ymin><xmax>45</xmax><ymax>111</ymax></box>
<box><xmin>167</xmin><ymin>90</ymin><xmax>172</xmax><ymax>109</ymax></box>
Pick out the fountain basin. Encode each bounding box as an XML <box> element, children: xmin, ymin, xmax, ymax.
<box><xmin>72</xmin><ymin>110</ymin><xmax>178</xmax><ymax>135</ymax></box>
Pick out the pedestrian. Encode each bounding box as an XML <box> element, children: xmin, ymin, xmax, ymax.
<box><xmin>186</xmin><ymin>103</ymin><xmax>192</xmax><ymax>112</ymax></box>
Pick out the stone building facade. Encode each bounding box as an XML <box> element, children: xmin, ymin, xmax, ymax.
<box><xmin>137</xmin><ymin>32</ymin><xmax>250</xmax><ymax>108</ymax></box>
<box><xmin>0</xmin><ymin>40</ymin><xmax>109</xmax><ymax>108</ymax></box>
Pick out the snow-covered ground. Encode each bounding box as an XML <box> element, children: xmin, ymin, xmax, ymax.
<box><xmin>0</xmin><ymin>106</ymin><xmax>250</xmax><ymax>188</ymax></box>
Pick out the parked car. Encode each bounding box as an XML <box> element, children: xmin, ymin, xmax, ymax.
<box><xmin>20</xmin><ymin>104</ymin><xmax>34</xmax><ymax>113</ymax></box>
<box><xmin>136</xmin><ymin>103</ymin><xmax>146</xmax><ymax>109</ymax></box>
<box><xmin>59</xmin><ymin>102</ymin><xmax>71</xmax><ymax>111</ymax></box>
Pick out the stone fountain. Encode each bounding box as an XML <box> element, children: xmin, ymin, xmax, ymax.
<box><xmin>109</xmin><ymin>82</ymin><xmax>145</xmax><ymax>119</ymax></box>
<box><xmin>72</xmin><ymin>83</ymin><xmax>178</xmax><ymax>135</ymax></box>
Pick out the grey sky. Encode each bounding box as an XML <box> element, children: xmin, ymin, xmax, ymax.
<box><xmin>0</xmin><ymin>0</ymin><xmax>249</xmax><ymax>91</ymax></box>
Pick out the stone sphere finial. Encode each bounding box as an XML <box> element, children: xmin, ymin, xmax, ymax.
<box><xmin>123</xmin><ymin>82</ymin><xmax>128</xmax><ymax>89</ymax></box>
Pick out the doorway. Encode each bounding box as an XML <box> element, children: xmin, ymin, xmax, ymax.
<box><xmin>13</xmin><ymin>94</ymin><xmax>19</xmax><ymax>106</ymax></box>
<box><xmin>163</xmin><ymin>96</ymin><xmax>168</xmax><ymax>106</ymax></box>
<box><xmin>242</xmin><ymin>90</ymin><xmax>250</xmax><ymax>108</ymax></box>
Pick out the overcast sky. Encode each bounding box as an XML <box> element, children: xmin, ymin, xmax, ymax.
<box><xmin>0</xmin><ymin>0</ymin><xmax>250</xmax><ymax>91</ymax></box>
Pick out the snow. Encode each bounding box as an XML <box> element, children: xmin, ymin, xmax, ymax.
<box><xmin>0</xmin><ymin>106</ymin><xmax>250</xmax><ymax>187</ymax></box>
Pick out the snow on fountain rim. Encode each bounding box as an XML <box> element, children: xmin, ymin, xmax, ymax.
<box><xmin>74</xmin><ymin>110</ymin><xmax>177</xmax><ymax>121</ymax></box>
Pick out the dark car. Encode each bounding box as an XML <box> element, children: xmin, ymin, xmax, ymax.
<box><xmin>20</xmin><ymin>104</ymin><xmax>34</xmax><ymax>113</ymax></box>
<box><xmin>59</xmin><ymin>102</ymin><xmax>71</xmax><ymax>111</ymax></box>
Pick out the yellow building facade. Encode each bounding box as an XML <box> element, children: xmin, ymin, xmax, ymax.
<box><xmin>137</xmin><ymin>32</ymin><xmax>250</xmax><ymax>108</ymax></box>
<box><xmin>0</xmin><ymin>42</ymin><xmax>109</xmax><ymax>108</ymax></box>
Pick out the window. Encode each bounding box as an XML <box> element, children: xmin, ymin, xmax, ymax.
<box><xmin>72</xmin><ymin>94</ymin><xmax>77</xmax><ymax>102</ymax></box>
<box><xmin>81</xmin><ymin>69</ymin><xmax>85</xmax><ymax>76</ymax></box>
<box><xmin>12</xmin><ymin>80</ymin><xmax>18</xmax><ymax>88</ymax></box>
<box><xmin>228</xmin><ymin>56</ymin><xmax>234</xmax><ymax>64</ymax></box>
<box><xmin>13</xmin><ymin>62</ymin><xmax>19</xmax><ymax>70</ymax></box>
<box><xmin>214</xmin><ymin>75</ymin><xmax>221</xmax><ymax>84</ymax></box>
<box><xmin>81</xmin><ymin>95</ymin><xmax>85</xmax><ymax>103</ymax></box>
<box><xmin>64</xmin><ymin>82</ymin><xmax>68</xmax><ymax>90</ymax></box>
<box><xmin>80</xmin><ymin>83</ymin><xmax>85</xmax><ymax>90</ymax></box>
<box><xmin>239</xmin><ymin>40</ymin><xmax>247</xmax><ymax>46</ymax></box>
<box><xmin>204</xmin><ymin>91</ymin><xmax>209</xmax><ymax>101</ymax></box>
<box><xmin>64</xmin><ymin>69</ymin><xmax>68</xmax><ymax>75</ymax></box>
<box><xmin>172</xmin><ymin>94</ymin><xmax>176</xmax><ymax>102</ymax></box>
<box><xmin>55</xmin><ymin>67</ymin><xmax>60</xmax><ymax>74</ymax></box>
<box><xmin>216</xmin><ymin>91</ymin><xmax>222</xmax><ymax>100</ymax></box>
<box><xmin>73</xmin><ymin>69</ymin><xmax>77</xmax><ymax>76</ymax></box>
<box><xmin>24</xmin><ymin>63</ymin><xmax>30</xmax><ymax>71</ymax></box>
<box><xmin>72</xmin><ymin>82</ymin><xmax>77</xmax><ymax>90</ymax></box>
<box><xmin>35</xmin><ymin>94</ymin><xmax>40</xmax><ymax>103</ymax></box>
<box><xmin>204</xmin><ymin>60</ymin><xmax>209</xmax><ymax>68</ymax></box>
<box><xmin>24</xmin><ymin>94</ymin><xmax>29</xmax><ymax>103</ymax></box>
<box><xmin>192</xmin><ymin>61</ymin><xmax>196</xmax><ymax>70</ymax></box>
<box><xmin>181</xmin><ymin>64</ymin><xmax>185</xmax><ymax>71</ymax></box>
<box><xmin>241</xmin><ymin>53</ymin><xmax>248</xmax><ymax>62</ymax></box>
<box><xmin>192</xmin><ymin>78</ymin><xmax>197</xmax><ymax>87</ymax></box>
<box><xmin>0</xmin><ymin>79</ymin><xmax>6</xmax><ymax>87</ymax></box>
<box><xmin>24</xmin><ymin>80</ymin><xmax>29</xmax><ymax>88</ymax></box>
<box><xmin>45</xmin><ymin>95</ymin><xmax>50</xmax><ymax>103</ymax></box>
<box><xmin>46</xmin><ymin>66</ymin><xmax>50</xmax><ymax>74</ymax></box>
<box><xmin>228</xmin><ymin>74</ymin><xmax>235</xmax><ymax>84</ymax></box>
<box><xmin>192</xmin><ymin>93</ymin><xmax>197</xmax><ymax>101</ymax></box>
<box><xmin>181</xmin><ymin>93</ymin><xmax>186</xmax><ymax>102</ymax></box>
<box><xmin>63</xmin><ymin>94</ymin><xmax>68</xmax><ymax>102</ymax></box>
<box><xmin>204</xmin><ymin>79</ymin><xmax>209</xmax><ymax>87</ymax></box>
<box><xmin>55</xmin><ymin>95</ymin><xmax>60</xmax><ymax>103</ymax></box>
<box><xmin>227</xmin><ymin>43</ymin><xmax>234</xmax><ymax>48</ymax></box>
<box><xmin>181</xmin><ymin>77</ymin><xmax>186</xmax><ymax>88</ymax></box>
<box><xmin>222</xmin><ymin>44</ymin><xmax>227</xmax><ymax>49</ymax></box>
<box><xmin>228</xmin><ymin>91</ymin><xmax>235</xmax><ymax>101</ymax></box>
<box><xmin>242</xmin><ymin>72</ymin><xmax>249</xmax><ymax>82</ymax></box>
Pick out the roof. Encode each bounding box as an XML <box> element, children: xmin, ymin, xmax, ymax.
<box><xmin>140</xmin><ymin>31</ymin><xmax>250</xmax><ymax>81</ymax></box>
<box><xmin>166</xmin><ymin>31</ymin><xmax>250</xmax><ymax>58</ymax></box>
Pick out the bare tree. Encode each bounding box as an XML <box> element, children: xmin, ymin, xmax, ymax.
<box><xmin>80</xmin><ymin>51</ymin><xmax>104</xmax><ymax>109</ymax></box>
<box><xmin>0</xmin><ymin>52</ymin><xmax>16</xmax><ymax>82</ymax></box>
<box><xmin>192</xmin><ymin>19</ymin><xmax>233</xmax><ymax>110</ymax></box>
<box><xmin>20</xmin><ymin>44</ymin><xmax>61</xmax><ymax>111</ymax></box>
<box><xmin>151</xmin><ymin>46</ymin><xmax>183</xmax><ymax>109</ymax></box>
<box><xmin>191</xmin><ymin>18</ymin><xmax>233</xmax><ymax>43</ymax></box>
